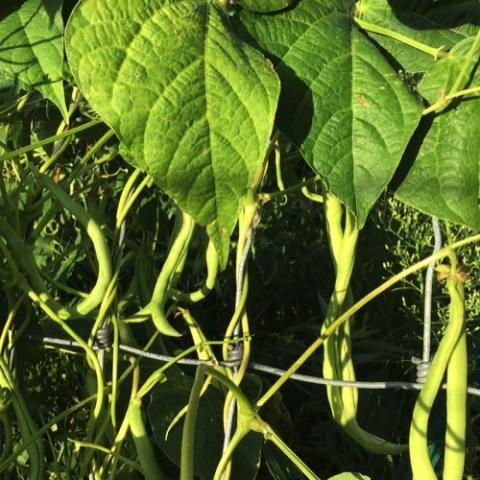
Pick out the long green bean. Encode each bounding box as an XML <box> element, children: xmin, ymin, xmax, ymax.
<box><xmin>38</xmin><ymin>173</ymin><xmax>113</xmax><ymax>316</ymax></box>
<box><xmin>143</xmin><ymin>208</ymin><xmax>195</xmax><ymax>336</ymax></box>
<box><xmin>409</xmin><ymin>260</ymin><xmax>463</xmax><ymax>479</ymax></box>
<box><xmin>444</xmin><ymin>280</ymin><xmax>467</xmax><ymax>480</ymax></box>
<box><xmin>322</xmin><ymin>194</ymin><xmax>406</xmax><ymax>454</ymax></box>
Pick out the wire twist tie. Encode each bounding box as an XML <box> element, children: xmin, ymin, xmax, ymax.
<box><xmin>95</xmin><ymin>323</ymin><xmax>113</xmax><ymax>350</ymax></box>
<box><xmin>411</xmin><ymin>356</ymin><xmax>431</xmax><ymax>384</ymax></box>
<box><xmin>226</xmin><ymin>342</ymin><xmax>244</xmax><ymax>368</ymax></box>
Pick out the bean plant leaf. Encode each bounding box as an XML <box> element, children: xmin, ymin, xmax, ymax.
<box><xmin>417</xmin><ymin>36</ymin><xmax>480</xmax><ymax>105</ymax></box>
<box><xmin>238</xmin><ymin>0</ymin><xmax>423</xmax><ymax>226</ymax></box>
<box><xmin>0</xmin><ymin>0</ymin><xmax>67</xmax><ymax>119</ymax></box>
<box><xmin>356</xmin><ymin>0</ymin><xmax>480</xmax><ymax>73</ymax></box>
<box><xmin>238</xmin><ymin>0</ymin><xmax>295</xmax><ymax>13</ymax></box>
<box><xmin>148</xmin><ymin>371</ymin><xmax>263</xmax><ymax>480</ymax></box>
<box><xmin>65</xmin><ymin>0</ymin><xmax>280</xmax><ymax>267</ymax></box>
<box><xmin>395</xmin><ymin>100</ymin><xmax>480</xmax><ymax>230</ymax></box>
<box><xmin>395</xmin><ymin>33</ymin><xmax>480</xmax><ymax>229</ymax></box>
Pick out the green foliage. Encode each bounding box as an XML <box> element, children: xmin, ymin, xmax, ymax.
<box><xmin>356</xmin><ymin>0</ymin><xmax>476</xmax><ymax>72</ymax></box>
<box><xmin>0</xmin><ymin>0</ymin><xmax>67</xmax><ymax>118</ymax></box>
<box><xmin>238</xmin><ymin>0</ymin><xmax>423</xmax><ymax>225</ymax></box>
<box><xmin>65</xmin><ymin>0</ymin><xmax>280</xmax><ymax>267</ymax></box>
<box><xmin>0</xmin><ymin>0</ymin><xmax>480</xmax><ymax>479</ymax></box>
<box><xmin>396</xmin><ymin>99</ymin><xmax>480</xmax><ymax>229</ymax></box>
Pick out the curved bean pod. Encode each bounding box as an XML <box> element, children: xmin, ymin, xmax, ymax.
<box><xmin>409</xmin><ymin>272</ymin><xmax>464</xmax><ymax>479</ymax></box>
<box><xmin>147</xmin><ymin>208</ymin><xmax>195</xmax><ymax>336</ymax></box>
<box><xmin>171</xmin><ymin>239</ymin><xmax>219</xmax><ymax>303</ymax></box>
<box><xmin>322</xmin><ymin>194</ymin><xmax>407</xmax><ymax>454</ymax></box>
<box><xmin>38</xmin><ymin>173</ymin><xmax>113</xmax><ymax>317</ymax></box>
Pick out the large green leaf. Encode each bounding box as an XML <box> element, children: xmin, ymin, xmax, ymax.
<box><xmin>148</xmin><ymin>371</ymin><xmax>263</xmax><ymax>480</ymax></box>
<box><xmin>356</xmin><ymin>0</ymin><xmax>480</xmax><ymax>73</ymax></box>
<box><xmin>0</xmin><ymin>0</ymin><xmax>67</xmax><ymax>118</ymax></box>
<box><xmin>238</xmin><ymin>0</ymin><xmax>422</xmax><ymax>225</ymax></box>
<box><xmin>65</xmin><ymin>0</ymin><xmax>280</xmax><ymax>267</ymax></box>
<box><xmin>395</xmin><ymin>32</ymin><xmax>480</xmax><ymax>229</ymax></box>
<box><xmin>395</xmin><ymin>101</ymin><xmax>480</xmax><ymax>230</ymax></box>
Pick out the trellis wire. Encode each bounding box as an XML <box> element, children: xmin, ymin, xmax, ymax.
<box><xmin>423</xmin><ymin>216</ymin><xmax>443</xmax><ymax>363</ymax></box>
<box><xmin>35</xmin><ymin>335</ymin><xmax>480</xmax><ymax>396</ymax></box>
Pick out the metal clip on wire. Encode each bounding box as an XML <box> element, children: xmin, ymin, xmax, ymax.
<box><xmin>411</xmin><ymin>356</ymin><xmax>431</xmax><ymax>383</ymax></box>
<box><xmin>95</xmin><ymin>323</ymin><xmax>113</xmax><ymax>350</ymax></box>
<box><xmin>225</xmin><ymin>343</ymin><xmax>244</xmax><ymax>368</ymax></box>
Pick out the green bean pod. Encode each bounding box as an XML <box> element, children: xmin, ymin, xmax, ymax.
<box><xmin>409</xmin><ymin>274</ymin><xmax>464</xmax><ymax>479</ymax></box>
<box><xmin>171</xmin><ymin>239</ymin><xmax>219</xmax><ymax>303</ymax></box>
<box><xmin>147</xmin><ymin>208</ymin><xmax>195</xmax><ymax>336</ymax></box>
<box><xmin>444</xmin><ymin>281</ymin><xmax>467</xmax><ymax>480</ymax></box>
<box><xmin>38</xmin><ymin>173</ymin><xmax>113</xmax><ymax>316</ymax></box>
<box><xmin>322</xmin><ymin>194</ymin><xmax>406</xmax><ymax>454</ymax></box>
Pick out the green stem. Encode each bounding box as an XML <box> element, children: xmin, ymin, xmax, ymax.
<box><xmin>0</xmin><ymin>119</ymin><xmax>101</xmax><ymax>163</ymax></box>
<box><xmin>0</xmin><ymin>358</ymin><xmax>44</xmax><ymax>480</ymax></box>
<box><xmin>27</xmin><ymin>290</ymin><xmax>105</xmax><ymax>435</ymax></box>
<box><xmin>449</xmin><ymin>31</ymin><xmax>480</xmax><ymax>96</ymax></box>
<box><xmin>260</xmin><ymin>176</ymin><xmax>320</xmax><ymax>201</ymax></box>
<box><xmin>80</xmin><ymin>129</ymin><xmax>115</xmax><ymax>167</ymax></box>
<box><xmin>354</xmin><ymin>17</ymin><xmax>447</xmax><ymax>59</ymax></box>
<box><xmin>72</xmin><ymin>440</ymin><xmax>144</xmax><ymax>475</ymax></box>
<box><xmin>267</xmin><ymin>428</ymin><xmax>320</xmax><ymax>480</ymax></box>
<box><xmin>213</xmin><ymin>427</ymin><xmax>248</xmax><ymax>480</ymax></box>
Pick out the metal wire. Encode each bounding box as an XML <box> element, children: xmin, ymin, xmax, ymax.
<box><xmin>414</xmin><ymin>216</ymin><xmax>442</xmax><ymax>383</ymax></box>
<box><xmin>35</xmin><ymin>335</ymin><xmax>480</xmax><ymax>397</ymax></box>
<box><xmin>423</xmin><ymin>216</ymin><xmax>442</xmax><ymax>362</ymax></box>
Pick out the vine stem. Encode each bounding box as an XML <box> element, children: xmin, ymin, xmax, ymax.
<box><xmin>221</xmin><ymin>191</ymin><xmax>258</xmax><ymax>479</ymax></box>
<box><xmin>256</xmin><ymin>232</ymin><xmax>480</xmax><ymax>408</ymax></box>
<box><xmin>0</xmin><ymin>119</ymin><xmax>101</xmax><ymax>163</ymax></box>
<box><xmin>354</xmin><ymin>17</ymin><xmax>447</xmax><ymax>59</ymax></box>
<box><xmin>267</xmin><ymin>429</ymin><xmax>320</xmax><ymax>480</ymax></box>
